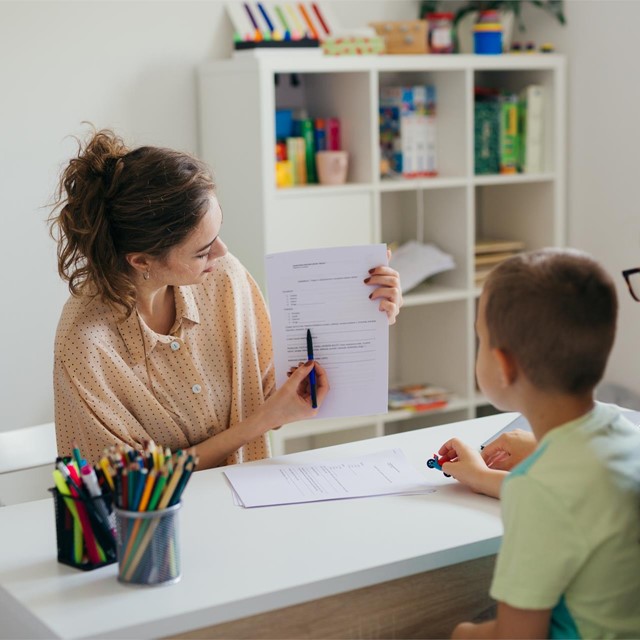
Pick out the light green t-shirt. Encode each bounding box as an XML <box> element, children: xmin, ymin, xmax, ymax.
<box><xmin>490</xmin><ymin>402</ymin><xmax>640</xmax><ymax>639</ymax></box>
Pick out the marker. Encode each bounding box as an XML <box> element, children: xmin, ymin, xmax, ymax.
<box><xmin>306</xmin><ymin>329</ymin><xmax>318</xmax><ymax>408</ymax></box>
<box><xmin>257</xmin><ymin>2</ymin><xmax>275</xmax><ymax>32</ymax></box>
<box><xmin>243</xmin><ymin>2</ymin><xmax>260</xmax><ymax>31</ymax></box>
<box><xmin>81</xmin><ymin>463</ymin><xmax>115</xmax><ymax>535</ymax></box>
<box><xmin>312</xmin><ymin>2</ymin><xmax>331</xmax><ymax>36</ymax></box>
<box><xmin>298</xmin><ymin>3</ymin><xmax>319</xmax><ymax>40</ymax></box>
<box><xmin>72</xmin><ymin>442</ymin><xmax>83</xmax><ymax>473</ymax></box>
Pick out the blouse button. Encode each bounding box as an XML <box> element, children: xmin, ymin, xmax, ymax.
<box><xmin>192</xmin><ymin>384</ymin><xmax>202</xmax><ymax>394</ymax></box>
<box><xmin>170</xmin><ymin>341</ymin><xmax>180</xmax><ymax>351</ymax></box>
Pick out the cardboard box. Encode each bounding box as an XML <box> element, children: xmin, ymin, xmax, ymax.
<box><xmin>370</xmin><ymin>20</ymin><xmax>428</xmax><ymax>54</ymax></box>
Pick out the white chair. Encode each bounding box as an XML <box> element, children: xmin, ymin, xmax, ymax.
<box><xmin>0</xmin><ymin>422</ymin><xmax>57</xmax><ymax>506</ymax></box>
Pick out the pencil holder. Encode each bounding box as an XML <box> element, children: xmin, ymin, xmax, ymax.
<box><xmin>115</xmin><ymin>503</ymin><xmax>181</xmax><ymax>586</ymax></box>
<box><xmin>49</xmin><ymin>488</ymin><xmax>117</xmax><ymax>571</ymax></box>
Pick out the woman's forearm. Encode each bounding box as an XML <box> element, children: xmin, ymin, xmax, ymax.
<box><xmin>193</xmin><ymin>409</ymin><xmax>278</xmax><ymax>469</ymax></box>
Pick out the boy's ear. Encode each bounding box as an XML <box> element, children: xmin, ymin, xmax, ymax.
<box><xmin>492</xmin><ymin>347</ymin><xmax>518</xmax><ymax>387</ymax></box>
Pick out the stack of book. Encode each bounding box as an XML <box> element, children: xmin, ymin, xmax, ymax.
<box><xmin>388</xmin><ymin>383</ymin><xmax>450</xmax><ymax>412</ymax></box>
<box><xmin>474</xmin><ymin>84</ymin><xmax>544</xmax><ymax>175</ymax></box>
<box><xmin>475</xmin><ymin>239</ymin><xmax>525</xmax><ymax>287</ymax></box>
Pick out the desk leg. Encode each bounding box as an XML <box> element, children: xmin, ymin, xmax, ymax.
<box><xmin>167</xmin><ymin>555</ymin><xmax>496</xmax><ymax>639</ymax></box>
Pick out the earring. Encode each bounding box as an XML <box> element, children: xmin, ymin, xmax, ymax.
<box><xmin>143</xmin><ymin>270</ymin><xmax>150</xmax><ymax>281</ymax></box>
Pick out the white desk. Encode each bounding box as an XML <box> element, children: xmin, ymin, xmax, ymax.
<box><xmin>0</xmin><ymin>413</ymin><xmax>514</xmax><ymax>640</ymax></box>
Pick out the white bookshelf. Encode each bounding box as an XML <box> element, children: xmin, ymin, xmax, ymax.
<box><xmin>198</xmin><ymin>52</ymin><xmax>566</xmax><ymax>456</ymax></box>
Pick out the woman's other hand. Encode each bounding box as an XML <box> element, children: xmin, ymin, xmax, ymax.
<box><xmin>481</xmin><ymin>429</ymin><xmax>537</xmax><ymax>471</ymax></box>
<box><xmin>365</xmin><ymin>249</ymin><xmax>403</xmax><ymax>325</ymax></box>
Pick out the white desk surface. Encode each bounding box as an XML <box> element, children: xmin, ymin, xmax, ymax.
<box><xmin>0</xmin><ymin>413</ymin><xmax>514</xmax><ymax>640</ymax></box>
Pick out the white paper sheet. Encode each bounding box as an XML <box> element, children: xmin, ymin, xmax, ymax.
<box><xmin>223</xmin><ymin>448</ymin><xmax>436</xmax><ymax>508</ymax></box>
<box><xmin>389</xmin><ymin>240</ymin><xmax>455</xmax><ymax>293</ymax></box>
<box><xmin>265</xmin><ymin>244</ymin><xmax>389</xmax><ymax>419</ymax></box>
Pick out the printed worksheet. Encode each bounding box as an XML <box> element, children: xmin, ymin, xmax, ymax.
<box><xmin>224</xmin><ymin>448</ymin><xmax>436</xmax><ymax>508</ymax></box>
<box><xmin>265</xmin><ymin>244</ymin><xmax>389</xmax><ymax>419</ymax></box>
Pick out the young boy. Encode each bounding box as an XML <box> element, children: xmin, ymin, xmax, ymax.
<box><xmin>439</xmin><ymin>248</ymin><xmax>640</xmax><ymax>639</ymax></box>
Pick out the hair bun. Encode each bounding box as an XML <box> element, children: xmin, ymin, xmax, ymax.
<box><xmin>101</xmin><ymin>156</ymin><xmax>121</xmax><ymax>188</ymax></box>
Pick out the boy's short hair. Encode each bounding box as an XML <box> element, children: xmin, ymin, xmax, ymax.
<box><xmin>483</xmin><ymin>248</ymin><xmax>618</xmax><ymax>394</ymax></box>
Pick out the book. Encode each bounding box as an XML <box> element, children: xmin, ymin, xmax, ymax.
<box><xmin>300</xmin><ymin>119</ymin><xmax>317</xmax><ymax>183</ymax></box>
<box><xmin>474</xmin><ymin>251</ymin><xmax>520</xmax><ymax>267</ymax></box>
<box><xmin>388</xmin><ymin>383</ymin><xmax>450</xmax><ymax>411</ymax></box>
<box><xmin>499</xmin><ymin>93</ymin><xmax>519</xmax><ymax>174</ymax></box>
<box><xmin>519</xmin><ymin>85</ymin><xmax>544</xmax><ymax>173</ymax></box>
<box><xmin>285</xmin><ymin>137</ymin><xmax>307</xmax><ymax>184</ymax></box>
<box><xmin>474</xmin><ymin>88</ymin><xmax>500</xmax><ymax>175</ymax></box>
<box><xmin>475</xmin><ymin>239</ymin><xmax>526</xmax><ymax>255</ymax></box>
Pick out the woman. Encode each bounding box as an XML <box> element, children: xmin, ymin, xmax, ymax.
<box><xmin>50</xmin><ymin>129</ymin><xmax>402</xmax><ymax>468</ymax></box>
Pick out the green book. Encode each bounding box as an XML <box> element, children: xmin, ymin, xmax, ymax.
<box><xmin>499</xmin><ymin>93</ymin><xmax>519</xmax><ymax>174</ymax></box>
<box><xmin>300</xmin><ymin>119</ymin><xmax>317</xmax><ymax>183</ymax></box>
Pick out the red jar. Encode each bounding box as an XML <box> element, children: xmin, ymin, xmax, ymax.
<box><xmin>427</xmin><ymin>12</ymin><xmax>454</xmax><ymax>53</ymax></box>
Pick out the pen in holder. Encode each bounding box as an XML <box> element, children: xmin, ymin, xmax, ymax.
<box><xmin>115</xmin><ymin>503</ymin><xmax>181</xmax><ymax>586</ymax></box>
<box><xmin>49</xmin><ymin>487</ymin><xmax>117</xmax><ymax>571</ymax></box>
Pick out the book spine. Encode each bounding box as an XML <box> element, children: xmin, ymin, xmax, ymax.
<box><xmin>499</xmin><ymin>94</ymin><xmax>519</xmax><ymax>174</ymax></box>
<box><xmin>326</xmin><ymin>117</ymin><xmax>341</xmax><ymax>151</ymax></box>
<box><xmin>522</xmin><ymin>85</ymin><xmax>544</xmax><ymax>173</ymax></box>
<box><xmin>301</xmin><ymin>119</ymin><xmax>317</xmax><ymax>183</ymax></box>
<box><xmin>286</xmin><ymin>138</ymin><xmax>296</xmax><ymax>184</ymax></box>
<box><xmin>314</xmin><ymin>118</ymin><xmax>326</xmax><ymax>152</ymax></box>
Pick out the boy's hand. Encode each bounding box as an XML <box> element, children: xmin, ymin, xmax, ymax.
<box><xmin>481</xmin><ymin>429</ymin><xmax>537</xmax><ymax>471</ymax></box>
<box><xmin>438</xmin><ymin>438</ymin><xmax>507</xmax><ymax>498</ymax></box>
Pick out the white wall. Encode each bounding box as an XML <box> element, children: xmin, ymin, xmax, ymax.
<box><xmin>2</xmin><ymin>1</ymin><xmax>639</xmax><ymax>433</ymax></box>
<box><xmin>0</xmin><ymin>1</ymin><xmax>418</xmax><ymax>431</ymax></box>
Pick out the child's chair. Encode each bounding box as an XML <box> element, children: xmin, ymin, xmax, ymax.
<box><xmin>0</xmin><ymin>422</ymin><xmax>57</xmax><ymax>506</ymax></box>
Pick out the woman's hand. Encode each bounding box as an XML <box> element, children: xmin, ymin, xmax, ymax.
<box><xmin>481</xmin><ymin>429</ymin><xmax>537</xmax><ymax>471</ymax></box>
<box><xmin>365</xmin><ymin>249</ymin><xmax>403</xmax><ymax>324</ymax></box>
<box><xmin>263</xmin><ymin>360</ymin><xmax>329</xmax><ymax>427</ymax></box>
<box><xmin>438</xmin><ymin>438</ymin><xmax>506</xmax><ymax>499</ymax></box>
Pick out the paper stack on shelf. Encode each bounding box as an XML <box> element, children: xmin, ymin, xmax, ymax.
<box><xmin>475</xmin><ymin>238</ymin><xmax>525</xmax><ymax>287</ymax></box>
<box><xmin>388</xmin><ymin>383</ymin><xmax>450</xmax><ymax>412</ymax></box>
<box><xmin>389</xmin><ymin>240</ymin><xmax>455</xmax><ymax>294</ymax></box>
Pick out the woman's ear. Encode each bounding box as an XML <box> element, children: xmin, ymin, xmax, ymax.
<box><xmin>493</xmin><ymin>347</ymin><xmax>518</xmax><ymax>388</ymax></box>
<box><xmin>125</xmin><ymin>253</ymin><xmax>152</xmax><ymax>276</ymax></box>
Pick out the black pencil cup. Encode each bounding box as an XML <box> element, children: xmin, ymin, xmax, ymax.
<box><xmin>50</xmin><ymin>487</ymin><xmax>117</xmax><ymax>571</ymax></box>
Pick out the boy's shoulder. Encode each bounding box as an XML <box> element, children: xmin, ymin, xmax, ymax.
<box><xmin>506</xmin><ymin>402</ymin><xmax>640</xmax><ymax>501</ymax></box>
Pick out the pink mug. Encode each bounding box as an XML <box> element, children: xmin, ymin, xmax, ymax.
<box><xmin>316</xmin><ymin>150</ymin><xmax>349</xmax><ymax>185</ymax></box>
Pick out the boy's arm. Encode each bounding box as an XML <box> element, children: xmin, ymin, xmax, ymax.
<box><xmin>451</xmin><ymin>602</ymin><xmax>551</xmax><ymax>639</ymax></box>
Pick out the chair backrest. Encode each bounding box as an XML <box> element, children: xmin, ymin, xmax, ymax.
<box><xmin>0</xmin><ymin>422</ymin><xmax>57</xmax><ymax>506</ymax></box>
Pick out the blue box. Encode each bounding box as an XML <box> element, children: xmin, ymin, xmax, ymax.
<box><xmin>275</xmin><ymin>110</ymin><xmax>293</xmax><ymax>140</ymax></box>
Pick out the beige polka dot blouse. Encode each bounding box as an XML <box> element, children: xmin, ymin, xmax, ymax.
<box><xmin>54</xmin><ymin>254</ymin><xmax>274</xmax><ymax>466</ymax></box>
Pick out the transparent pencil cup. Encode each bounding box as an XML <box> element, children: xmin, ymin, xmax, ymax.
<box><xmin>114</xmin><ymin>503</ymin><xmax>181</xmax><ymax>586</ymax></box>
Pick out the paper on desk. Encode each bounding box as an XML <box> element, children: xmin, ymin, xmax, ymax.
<box><xmin>224</xmin><ymin>448</ymin><xmax>435</xmax><ymax>508</ymax></box>
<box><xmin>265</xmin><ymin>244</ymin><xmax>389</xmax><ymax>419</ymax></box>
<box><xmin>389</xmin><ymin>241</ymin><xmax>455</xmax><ymax>294</ymax></box>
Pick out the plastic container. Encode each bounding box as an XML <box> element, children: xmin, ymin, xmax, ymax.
<box><xmin>473</xmin><ymin>24</ymin><xmax>503</xmax><ymax>55</ymax></box>
<box><xmin>427</xmin><ymin>12</ymin><xmax>454</xmax><ymax>53</ymax></box>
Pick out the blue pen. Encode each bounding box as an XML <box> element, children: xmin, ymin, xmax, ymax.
<box><xmin>306</xmin><ymin>329</ymin><xmax>318</xmax><ymax>409</ymax></box>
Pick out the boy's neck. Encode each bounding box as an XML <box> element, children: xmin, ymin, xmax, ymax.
<box><xmin>519</xmin><ymin>391</ymin><xmax>596</xmax><ymax>441</ymax></box>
